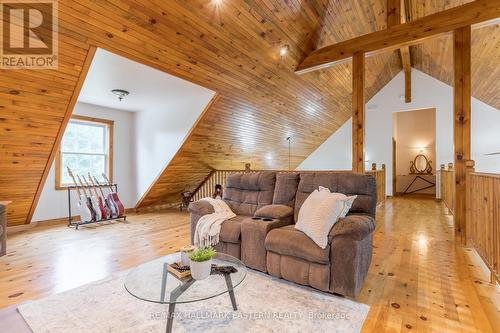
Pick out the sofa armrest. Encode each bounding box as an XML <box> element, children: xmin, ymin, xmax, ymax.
<box><xmin>188</xmin><ymin>200</ymin><xmax>215</xmax><ymax>216</ymax></box>
<box><xmin>328</xmin><ymin>214</ymin><xmax>375</xmax><ymax>297</ymax></box>
<box><xmin>189</xmin><ymin>200</ymin><xmax>215</xmax><ymax>244</ymax></box>
<box><xmin>328</xmin><ymin>214</ymin><xmax>375</xmax><ymax>241</ymax></box>
<box><xmin>254</xmin><ymin>204</ymin><xmax>294</xmax><ymax>220</ymax></box>
<box><xmin>241</xmin><ymin>217</ymin><xmax>293</xmax><ymax>272</ymax></box>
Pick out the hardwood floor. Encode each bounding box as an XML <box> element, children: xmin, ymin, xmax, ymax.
<box><xmin>1</xmin><ymin>198</ymin><xmax>499</xmax><ymax>332</ymax></box>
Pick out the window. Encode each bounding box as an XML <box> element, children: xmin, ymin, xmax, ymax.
<box><xmin>56</xmin><ymin>115</ymin><xmax>113</xmax><ymax>189</ymax></box>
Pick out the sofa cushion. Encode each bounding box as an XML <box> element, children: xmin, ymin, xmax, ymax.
<box><xmin>254</xmin><ymin>204</ymin><xmax>294</xmax><ymax>219</ymax></box>
<box><xmin>265</xmin><ymin>225</ymin><xmax>330</xmax><ymax>264</ymax></box>
<box><xmin>295</xmin><ymin>172</ymin><xmax>376</xmax><ymax>221</ymax></box>
<box><xmin>223</xmin><ymin>172</ymin><xmax>276</xmax><ymax>216</ymax></box>
<box><xmin>272</xmin><ymin>172</ymin><xmax>300</xmax><ymax>208</ymax></box>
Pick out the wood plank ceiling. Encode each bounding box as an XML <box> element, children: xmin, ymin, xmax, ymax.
<box><xmin>0</xmin><ymin>1</ymin><xmax>498</xmax><ymax>224</ymax></box>
<box><xmin>409</xmin><ymin>0</ymin><xmax>500</xmax><ymax>110</ymax></box>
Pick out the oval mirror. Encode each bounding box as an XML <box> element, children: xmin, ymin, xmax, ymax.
<box><xmin>414</xmin><ymin>154</ymin><xmax>428</xmax><ymax>173</ymax></box>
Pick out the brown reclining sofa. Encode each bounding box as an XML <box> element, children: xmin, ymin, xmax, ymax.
<box><xmin>189</xmin><ymin>171</ymin><xmax>376</xmax><ymax>298</ymax></box>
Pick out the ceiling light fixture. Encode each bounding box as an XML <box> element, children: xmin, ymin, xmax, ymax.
<box><xmin>111</xmin><ymin>89</ymin><xmax>129</xmax><ymax>101</ymax></box>
<box><xmin>280</xmin><ymin>44</ymin><xmax>289</xmax><ymax>57</ymax></box>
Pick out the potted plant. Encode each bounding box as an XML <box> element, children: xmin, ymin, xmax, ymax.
<box><xmin>189</xmin><ymin>247</ymin><xmax>216</xmax><ymax>280</ymax></box>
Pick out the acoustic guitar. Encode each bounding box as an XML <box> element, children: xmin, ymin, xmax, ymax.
<box><xmin>102</xmin><ymin>173</ymin><xmax>124</xmax><ymax>216</ymax></box>
<box><xmin>77</xmin><ymin>174</ymin><xmax>99</xmax><ymax>221</ymax></box>
<box><xmin>83</xmin><ymin>175</ymin><xmax>106</xmax><ymax>220</ymax></box>
<box><xmin>93</xmin><ymin>176</ymin><xmax>118</xmax><ymax>218</ymax></box>
<box><xmin>67</xmin><ymin>167</ymin><xmax>93</xmax><ymax>223</ymax></box>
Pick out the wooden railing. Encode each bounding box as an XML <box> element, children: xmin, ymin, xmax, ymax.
<box><xmin>365</xmin><ymin>163</ymin><xmax>386</xmax><ymax>205</ymax></box>
<box><xmin>193</xmin><ymin>165</ymin><xmax>386</xmax><ymax>205</ymax></box>
<box><xmin>440</xmin><ymin>163</ymin><xmax>455</xmax><ymax>214</ymax></box>
<box><xmin>466</xmin><ymin>162</ymin><xmax>500</xmax><ymax>283</ymax></box>
<box><xmin>192</xmin><ymin>170</ymin><xmax>235</xmax><ymax>201</ymax></box>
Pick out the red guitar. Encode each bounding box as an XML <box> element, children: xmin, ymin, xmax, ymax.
<box><xmin>102</xmin><ymin>173</ymin><xmax>124</xmax><ymax>216</ymax></box>
<box><xmin>93</xmin><ymin>176</ymin><xmax>118</xmax><ymax>218</ymax></box>
<box><xmin>85</xmin><ymin>174</ymin><xmax>108</xmax><ymax>219</ymax></box>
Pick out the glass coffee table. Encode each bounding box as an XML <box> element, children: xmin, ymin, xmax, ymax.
<box><xmin>124</xmin><ymin>252</ymin><xmax>247</xmax><ymax>333</ymax></box>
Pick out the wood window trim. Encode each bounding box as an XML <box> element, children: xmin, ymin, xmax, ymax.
<box><xmin>55</xmin><ymin>115</ymin><xmax>114</xmax><ymax>191</ymax></box>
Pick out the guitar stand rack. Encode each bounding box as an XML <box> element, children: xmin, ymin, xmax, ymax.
<box><xmin>67</xmin><ymin>184</ymin><xmax>126</xmax><ymax>229</ymax></box>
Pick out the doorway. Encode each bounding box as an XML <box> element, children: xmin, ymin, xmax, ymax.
<box><xmin>392</xmin><ymin>108</ymin><xmax>437</xmax><ymax>197</ymax></box>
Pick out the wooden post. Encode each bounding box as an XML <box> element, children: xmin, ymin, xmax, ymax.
<box><xmin>387</xmin><ymin>0</ymin><xmax>401</xmax><ymax>27</ymax></box>
<box><xmin>352</xmin><ymin>52</ymin><xmax>365</xmax><ymax>173</ymax></box>
<box><xmin>453</xmin><ymin>26</ymin><xmax>471</xmax><ymax>243</ymax></box>
<box><xmin>371</xmin><ymin>163</ymin><xmax>377</xmax><ymax>171</ymax></box>
<box><xmin>403</xmin><ymin>50</ymin><xmax>412</xmax><ymax>103</ymax></box>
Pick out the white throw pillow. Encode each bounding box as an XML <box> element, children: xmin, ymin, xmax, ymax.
<box><xmin>295</xmin><ymin>188</ymin><xmax>358</xmax><ymax>249</ymax></box>
<box><xmin>295</xmin><ymin>190</ymin><xmax>346</xmax><ymax>249</ymax></box>
<box><xmin>296</xmin><ymin>189</ymin><xmax>323</xmax><ymax>224</ymax></box>
<box><xmin>316</xmin><ymin>186</ymin><xmax>357</xmax><ymax>217</ymax></box>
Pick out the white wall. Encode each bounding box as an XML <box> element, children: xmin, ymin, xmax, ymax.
<box><xmin>32</xmin><ymin>103</ymin><xmax>136</xmax><ymax>222</ymax></box>
<box><xmin>134</xmin><ymin>92</ymin><xmax>214</xmax><ymax>202</ymax></box>
<box><xmin>297</xmin><ymin>69</ymin><xmax>500</xmax><ymax>195</ymax></box>
<box><xmin>298</xmin><ymin>119</ymin><xmax>352</xmax><ymax>170</ymax></box>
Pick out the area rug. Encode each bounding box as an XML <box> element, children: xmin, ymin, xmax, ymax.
<box><xmin>18</xmin><ymin>253</ymin><xmax>369</xmax><ymax>333</ymax></box>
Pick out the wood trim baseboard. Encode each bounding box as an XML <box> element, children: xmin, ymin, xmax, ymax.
<box><xmin>135</xmin><ymin>202</ymin><xmax>181</xmax><ymax>213</ymax></box>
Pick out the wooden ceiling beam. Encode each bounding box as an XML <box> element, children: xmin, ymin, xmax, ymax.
<box><xmin>400</xmin><ymin>46</ymin><xmax>412</xmax><ymax>103</ymax></box>
<box><xmin>295</xmin><ymin>0</ymin><xmax>500</xmax><ymax>74</ymax></box>
<box><xmin>397</xmin><ymin>0</ymin><xmax>412</xmax><ymax>103</ymax></box>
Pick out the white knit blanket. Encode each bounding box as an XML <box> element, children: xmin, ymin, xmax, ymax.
<box><xmin>193</xmin><ymin>198</ymin><xmax>236</xmax><ymax>248</ymax></box>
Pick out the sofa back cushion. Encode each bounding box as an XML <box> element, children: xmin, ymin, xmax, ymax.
<box><xmin>272</xmin><ymin>172</ymin><xmax>300</xmax><ymax>207</ymax></box>
<box><xmin>295</xmin><ymin>172</ymin><xmax>377</xmax><ymax>221</ymax></box>
<box><xmin>223</xmin><ymin>172</ymin><xmax>276</xmax><ymax>216</ymax></box>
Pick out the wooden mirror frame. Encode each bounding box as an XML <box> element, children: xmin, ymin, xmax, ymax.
<box><xmin>410</xmin><ymin>154</ymin><xmax>433</xmax><ymax>175</ymax></box>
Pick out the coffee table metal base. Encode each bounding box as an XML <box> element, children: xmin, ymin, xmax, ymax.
<box><xmin>161</xmin><ymin>263</ymin><xmax>239</xmax><ymax>333</ymax></box>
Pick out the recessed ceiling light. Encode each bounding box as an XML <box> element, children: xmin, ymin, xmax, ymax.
<box><xmin>111</xmin><ymin>89</ymin><xmax>129</xmax><ymax>101</ymax></box>
<box><xmin>280</xmin><ymin>44</ymin><xmax>289</xmax><ymax>57</ymax></box>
